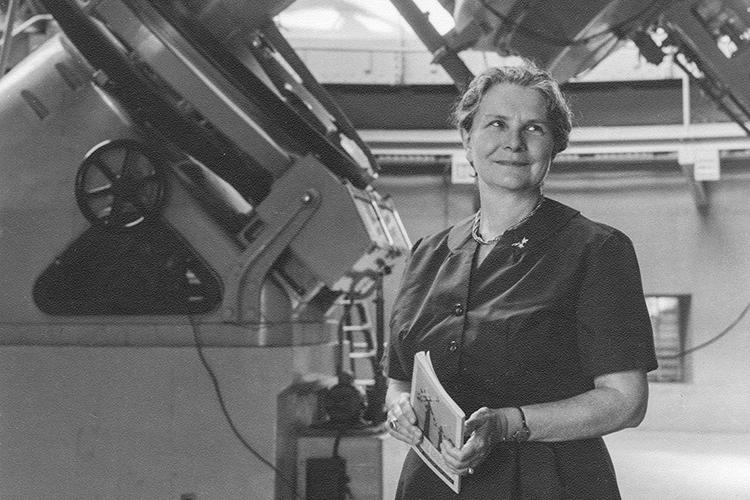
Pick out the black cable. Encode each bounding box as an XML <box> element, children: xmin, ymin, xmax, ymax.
<box><xmin>331</xmin><ymin>432</ymin><xmax>354</xmax><ymax>500</ymax></box>
<box><xmin>664</xmin><ymin>301</ymin><xmax>750</xmax><ymax>359</ymax></box>
<box><xmin>187</xmin><ymin>315</ymin><xmax>302</xmax><ymax>500</ymax></box>
<box><xmin>478</xmin><ymin>0</ymin><xmax>661</xmax><ymax>47</ymax></box>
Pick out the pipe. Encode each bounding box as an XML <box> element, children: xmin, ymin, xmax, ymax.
<box><xmin>0</xmin><ymin>0</ymin><xmax>20</xmax><ymax>76</ymax></box>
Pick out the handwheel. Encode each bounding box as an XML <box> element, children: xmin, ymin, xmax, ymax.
<box><xmin>75</xmin><ymin>139</ymin><xmax>166</xmax><ymax>228</ymax></box>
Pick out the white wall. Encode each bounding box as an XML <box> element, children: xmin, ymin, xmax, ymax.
<box><xmin>0</xmin><ymin>343</ymin><xmax>337</xmax><ymax>499</ymax></box>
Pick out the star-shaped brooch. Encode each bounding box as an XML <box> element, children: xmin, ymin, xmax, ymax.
<box><xmin>511</xmin><ymin>237</ymin><xmax>529</xmax><ymax>249</ymax></box>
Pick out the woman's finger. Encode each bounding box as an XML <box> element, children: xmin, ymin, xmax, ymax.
<box><xmin>395</xmin><ymin>393</ymin><xmax>418</xmax><ymax>426</ymax></box>
<box><xmin>386</xmin><ymin>408</ymin><xmax>423</xmax><ymax>445</ymax></box>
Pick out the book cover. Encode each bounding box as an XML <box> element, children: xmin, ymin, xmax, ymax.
<box><xmin>410</xmin><ymin>351</ymin><xmax>466</xmax><ymax>493</ymax></box>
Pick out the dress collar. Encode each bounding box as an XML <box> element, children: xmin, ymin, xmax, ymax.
<box><xmin>446</xmin><ymin>197</ymin><xmax>579</xmax><ymax>253</ymax></box>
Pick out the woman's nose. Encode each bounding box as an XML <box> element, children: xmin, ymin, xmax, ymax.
<box><xmin>503</xmin><ymin>129</ymin><xmax>526</xmax><ymax>151</ymax></box>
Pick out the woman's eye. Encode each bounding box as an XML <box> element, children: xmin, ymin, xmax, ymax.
<box><xmin>489</xmin><ymin>120</ymin><xmax>505</xmax><ymax>128</ymax></box>
<box><xmin>526</xmin><ymin>124</ymin><xmax>546</xmax><ymax>134</ymax></box>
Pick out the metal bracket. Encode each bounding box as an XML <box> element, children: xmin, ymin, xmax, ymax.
<box><xmin>222</xmin><ymin>188</ymin><xmax>320</xmax><ymax>324</ymax></box>
<box><xmin>679</xmin><ymin>163</ymin><xmax>709</xmax><ymax>210</ymax></box>
<box><xmin>389</xmin><ymin>0</ymin><xmax>474</xmax><ymax>91</ymax></box>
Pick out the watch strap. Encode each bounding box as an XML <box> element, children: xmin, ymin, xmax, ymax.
<box><xmin>511</xmin><ymin>406</ymin><xmax>530</xmax><ymax>442</ymax></box>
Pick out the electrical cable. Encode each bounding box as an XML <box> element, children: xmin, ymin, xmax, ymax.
<box><xmin>187</xmin><ymin>315</ymin><xmax>303</xmax><ymax>500</ymax></box>
<box><xmin>477</xmin><ymin>0</ymin><xmax>662</xmax><ymax>47</ymax></box>
<box><xmin>664</xmin><ymin>301</ymin><xmax>750</xmax><ymax>359</ymax></box>
<box><xmin>331</xmin><ymin>432</ymin><xmax>354</xmax><ymax>500</ymax></box>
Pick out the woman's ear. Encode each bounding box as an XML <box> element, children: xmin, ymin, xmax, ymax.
<box><xmin>460</xmin><ymin>128</ymin><xmax>472</xmax><ymax>161</ymax></box>
<box><xmin>460</xmin><ymin>127</ymin><xmax>471</xmax><ymax>150</ymax></box>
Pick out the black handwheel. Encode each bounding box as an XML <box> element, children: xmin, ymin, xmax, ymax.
<box><xmin>75</xmin><ymin>139</ymin><xmax>166</xmax><ymax>228</ymax></box>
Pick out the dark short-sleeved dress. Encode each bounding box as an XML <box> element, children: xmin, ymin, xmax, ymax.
<box><xmin>386</xmin><ymin>198</ymin><xmax>658</xmax><ymax>499</ymax></box>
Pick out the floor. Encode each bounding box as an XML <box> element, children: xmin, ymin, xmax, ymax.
<box><xmin>380</xmin><ymin>429</ymin><xmax>750</xmax><ymax>499</ymax></box>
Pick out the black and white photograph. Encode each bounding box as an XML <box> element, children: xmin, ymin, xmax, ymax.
<box><xmin>0</xmin><ymin>1</ymin><xmax>749</xmax><ymax>499</ymax></box>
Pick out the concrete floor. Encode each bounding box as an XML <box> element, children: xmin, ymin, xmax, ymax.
<box><xmin>606</xmin><ymin>429</ymin><xmax>750</xmax><ymax>500</ymax></box>
<box><xmin>380</xmin><ymin>429</ymin><xmax>750</xmax><ymax>499</ymax></box>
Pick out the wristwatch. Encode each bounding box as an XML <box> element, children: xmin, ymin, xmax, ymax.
<box><xmin>511</xmin><ymin>406</ymin><xmax>531</xmax><ymax>442</ymax></box>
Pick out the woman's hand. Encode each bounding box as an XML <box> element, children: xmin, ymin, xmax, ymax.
<box><xmin>442</xmin><ymin>407</ymin><xmax>511</xmax><ymax>475</ymax></box>
<box><xmin>385</xmin><ymin>379</ymin><xmax>423</xmax><ymax>445</ymax></box>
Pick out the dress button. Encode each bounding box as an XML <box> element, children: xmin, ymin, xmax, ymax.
<box><xmin>448</xmin><ymin>340</ymin><xmax>458</xmax><ymax>352</ymax></box>
<box><xmin>453</xmin><ymin>303</ymin><xmax>464</xmax><ymax>316</ymax></box>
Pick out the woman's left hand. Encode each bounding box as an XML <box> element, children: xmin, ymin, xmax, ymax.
<box><xmin>441</xmin><ymin>407</ymin><xmax>509</xmax><ymax>475</ymax></box>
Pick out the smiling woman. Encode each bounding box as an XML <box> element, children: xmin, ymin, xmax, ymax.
<box><xmin>383</xmin><ymin>61</ymin><xmax>658</xmax><ymax>499</ymax></box>
<box><xmin>451</xmin><ymin>63</ymin><xmax>574</xmax><ymax>266</ymax></box>
<box><xmin>460</xmin><ymin>83</ymin><xmax>555</xmax><ymax>205</ymax></box>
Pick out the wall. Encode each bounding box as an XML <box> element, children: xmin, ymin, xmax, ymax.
<box><xmin>0</xmin><ymin>343</ymin><xmax>337</xmax><ymax>499</ymax></box>
<box><xmin>375</xmin><ymin>168</ymin><xmax>750</xmax><ymax>434</ymax></box>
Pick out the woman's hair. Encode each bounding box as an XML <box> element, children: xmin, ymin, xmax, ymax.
<box><xmin>450</xmin><ymin>60</ymin><xmax>573</xmax><ymax>156</ymax></box>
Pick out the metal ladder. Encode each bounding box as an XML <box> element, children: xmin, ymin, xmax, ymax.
<box><xmin>338</xmin><ymin>296</ymin><xmax>378</xmax><ymax>388</ymax></box>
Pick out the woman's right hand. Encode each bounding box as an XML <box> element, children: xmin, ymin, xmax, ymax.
<box><xmin>386</xmin><ymin>380</ymin><xmax>423</xmax><ymax>445</ymax></box>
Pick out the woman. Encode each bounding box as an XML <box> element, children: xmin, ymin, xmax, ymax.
<box><xmin>384</xmin><ymin>61</ymin><xmax>657</xmax><ymax>499</ymax></box>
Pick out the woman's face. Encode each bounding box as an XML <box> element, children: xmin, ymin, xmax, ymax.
<box><xmin>462</xmin><ymin>83</ymin><xmax>555</xmax><ymax>194</ymax></box>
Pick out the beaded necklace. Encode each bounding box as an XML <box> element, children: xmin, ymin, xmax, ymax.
<box><xmin>471</xmin><ymin>197</ymin><xmax>544</xmax><ymax>245</ymax></box>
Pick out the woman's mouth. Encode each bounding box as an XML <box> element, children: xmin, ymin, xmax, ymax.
<box><xmin>495</xmin><ymin>160</ymin><xmax>530</xmax><ymax>167</ymax></box>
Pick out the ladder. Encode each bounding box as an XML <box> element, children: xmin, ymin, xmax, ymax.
<box><xmin>337</xmin><ymin>296</ymin><xmax>379</xmax><ymax>388</ymax></box>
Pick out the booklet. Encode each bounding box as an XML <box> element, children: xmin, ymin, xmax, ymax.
<box><xmin>410</xmin><ymin>351</ymin><xmax>466</xmax><ymax>493</ymax></box>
